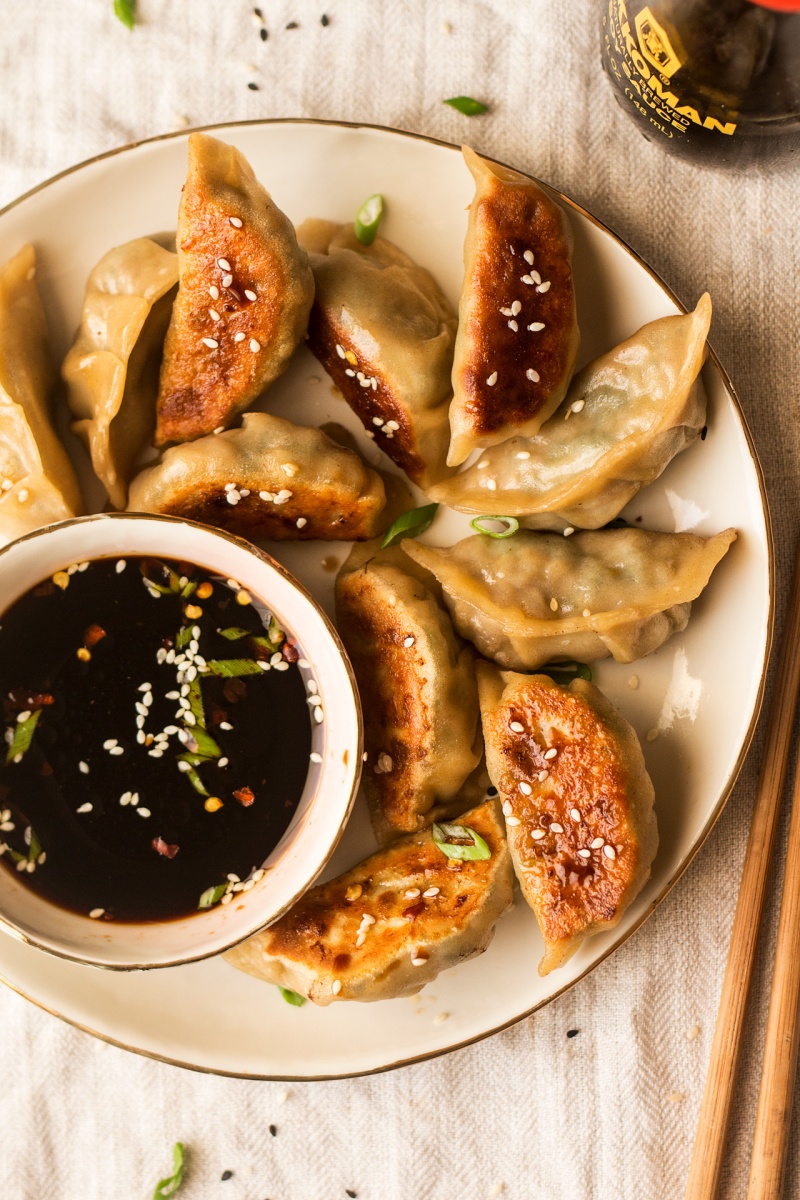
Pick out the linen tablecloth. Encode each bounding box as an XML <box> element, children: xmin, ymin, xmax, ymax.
<box><xmin>1</xmin><ymin>2</ymin><xmax>798</xmax><ymax>1197</ymax></box>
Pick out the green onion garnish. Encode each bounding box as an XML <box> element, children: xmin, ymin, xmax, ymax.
<box><xmin>217</xmin><ymin>627</ymin><xmax>250</xmax><ymax>641</ymax></box>
<box><xmin>470</xmin><ymin>515</ymin><xmax>520</xmax><ymax>539</ymax></box>
<box><xmin>354</xmin><ymin>193</ymin><xmax>384</xmax><ymax>246</ymax></box>
<box><xmin>6</xmin><ymin>710</ymin><xmax>41</xmax><ymax>765</ymax></box>
<box><xmin>540</xmin><ymin>662</ymin><xmax>593</xmax><ymax>684</ymax></box>
<box><xmin>279</xmin><ymin>986</ymin><xmax>307</xmax><ymax>1007</ymax></box>
<box><xmin>202</xmin><ymin>659</ymin><xmax>266</xmax><ymax>678</ymax></box>
<box><xmin>28</xmin><ymin>827</ymin><xmax>42</xmax><ymax>863</ymax></box>
<box><xmin>114</xmin><ymin>0</ymin><xmax>136</xmax><ymax>30</ymax></box>
<box><xmin>432</xmin><ymin>822</ymin><xmax>491</xmax><ymax>861</ymax></box>
<box><xmin>153</xmin><ymin>1142</ymin><xmax>185</xmax><ymax>1199</ymax></box>
<box><xmin>198</xmin><ymin>883</ymin><xmax>228</xmax><ymax>910</ymax></box>
<box><xmin>381</xmin><ymin>503</ymin><xmax>439</xmax><ymax>549</ymax></box>
<box><xmin>443</xmin><ymin>96</ymin><xmax>488</xmax><ymax>116</ymax></box>
<box><xmin>179</xmin><ymin>761</ymin><xmax>210</xmax><ymax>797</ymax></box>
<box><xmin>175</xmin><ymin>625</ymin><xmax>192</xmax><ymax>650</ymax></box>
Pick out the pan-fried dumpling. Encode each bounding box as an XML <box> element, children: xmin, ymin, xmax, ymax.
<box><xmin>298</xmin><ymin>219</ymin><xmax>456</xmax><ymax>490</ymax></box>
<box><xmin>404</xmin><ymin>527</ymin><xmax>736</xmax><ymax>670</ymax></box>
<box><xmin>432</xmin><ymin>296</ymin><xmax>711</xmax><ymax>529</ymax></box>
<box><xmin>0</xmin><ymin>244</ymin><xmax>82</xmax><ymax>540</ymax></box>
<box><xmin>447</xmin><ymin>147</ymin><xmax>579</xmax><ymax>466</ymax></box>
<box><xmin>335</xmin><ymin>541</ymin><xmax>482</xmax><ymax>841</ymax></box>
<box><xmin>224</xmin><ymin>797</ymin><xmax>513</xmax><ymax>1003</ymax></box>
<box><xmin>155</xmin><ymin>133</ymin><xmax>314</xmax><ymax>445</ymax></box>
<box><xmin>477</xmin><ymin>665</ymin><xmax>657</xmax><ymax>975</ymax></box>
<box><xmin>128</xmin><ymin>411</ymin><xmax>386</xmax><ymax>540</ymax></box>
<box><xmin>63</xmin><ymin>238</ymin><xmax>178</xmax><ymax>509</ymax></box>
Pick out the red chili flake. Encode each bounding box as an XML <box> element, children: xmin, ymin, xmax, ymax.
<box><xmin>84</xmin><ymin>624</ymin><xmax>107</xmax><ymax>647</ymax></box>
<box><xmin>233</xmin><ymin>786</ymin><xmax>255</xmax><ymax>807</ymax></box>
<box><xmin>282</xmin><ymin>642</ymin><xmax>300</xmax><ymax>663</ymax></box>
<box><xmin>208</xmin><ymin>706</ymin><xmax>229</xmax><ymax>727</ymax></box>
<box><xmin>5</xmin><ymin>690</ymin><xmax>54</xmax><ymax>712</ymax></box>
<box><xmin>223</xmin><ymin>678</ymin><xmax>247</xmax><ymax>705</ymax></box>
<box><xmin>40</xmin><ymin>761</ymin><xmax>53</xmax><ymax>777</ymax></box>
<box><xmin>402</xmin><ymin>901</ymin><xmax>425</xmax><ymax>921</ymax></box>
<box><xmin>151</xmin><ymin>836</ymin><xmax>179</xmax><ymax>858</ymax></box>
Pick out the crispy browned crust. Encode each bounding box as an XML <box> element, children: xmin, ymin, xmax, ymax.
<box><xmin>146</xmin><ymin>481</ymin><xmax>385</xmax><ymax>541</ymax></box>
<box><xmin>307</xmin><ymin>308</ymin><xmax>427</xmax><ymax>484</ymax></box>
<box><xmin>481</xmin><ymin>675</ymin><xmax>654</xmax><ymax>970</ymax></box>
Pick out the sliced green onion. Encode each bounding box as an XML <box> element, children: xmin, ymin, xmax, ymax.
<box><xmin>28</xmin><ymin>827</ymin><xmax>42</xmax><ymax>863</ymax></box>
<box><xmin>279</xmin><ymin>986</ymin><xmax>307</xmax><ymax>1007</ymax></box>
<box><xmin>381</xmin><ymin>503</ymin><xmax>439</xmax><ymax>549</ymax></box>
<box><xmin>114</xmin><ymin>0</ymin><xmax>136</xmax><ymax>30</ymax></box>
<box><xmin>6</xmin><ymin>710</ymin><xmax>41</xmax><ymax>765</ymax></box>
<box><xmin>354</xmin><ymin>193</ymin><xmax>384</xmax><ymax>246</ymax></box>
<box><xmin>217</xmin><ymin>627</ymin><xmax>250</xmax><ymax>641</ymax></box>
<box><xmin>470</xmin><ymin>515</ymin><xmax>519</xmax><ymax>539</ymax></box>
<box><xmin>202</xmin><ymin>658</ymin><xmax>265</xmax><ymax>678</ymax></box>
<box><xmin>443</xmin><ymin>96</ymin><xmax>488</xmax><ymax>116</ymax></box>
<box><xmin>180</xmin><ymin>580</ymin><xmax>197</xmax><ymax>599</ymax></box>
<box><xmin>540</xmin><ymin>661</ymin><xmax>592</xmax><ymax>684</ymax></box>
<box><xmin>432</xmin><ymin>822</ymin><xmax>491</xmax><ymax>861</ymax></box>
<box><xmin>153</xmin><ymin>1142</ymin><xmax>185</xmax><ymax>1199</ymax></box>
<box><xmin>175</xmin><ymin>625</ymin><xmax>192</xmax><ymax>650</ymax></box>
<box><xmin>179</xmin><ymin>760</ymin><xmax>210</xmax><ymax>797</ymax></box>
<box><xmin>198</xmin><ymin>883</ymin><xmax>228</xmax><ymax>910</ymax></box>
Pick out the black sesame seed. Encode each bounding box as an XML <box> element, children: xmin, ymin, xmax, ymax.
<box><xmin>346</xmin><ymin>1192</ymin><xmax>357</xmax><ymax>1198</ymax></box>
<box><xmin>269</xmin><ymin>1124</ymin><xmax>277</xmax><ymax>1137</ymax></box>
<box><xmin>286</xmin><ymin>21</ymin><xmax>299</xmax><ymax>29</ymax></box>
<box><xmin>487</xmin><ymin>786</ymin><xmax>498</xmax><ymax>797</ymax></box>
<box><xmin>566</xmin><ymin>1028</ymin><xmax>579</xmax><ymax>1038</ymax></box>
<box><xmin>253</xmin><ymin>6</ymin><xmax>263</xmax><ymax>16</ymax></box>
<box><xmin>260</xmin><ymin>27</ymin><xmax>268</xmax><ymax>40</ymax></box>
<box><xmin>321</xmin><ymin>13</ymin><xmax>330</xmax><ymax>25</ymax></box>
<box><xmin>221</xmin><ymin>1170</ymin><xmax>234</xmax><ymax>1181</ymax></box>
<box><xmin>248</xmin><ymin>82</ymin><xmax>260</xmax><ymax>90</ymax></box>
<box><xmin>700</xmin><ymin>425</ymin><xmax>708</xmax><ymax>440</ymax></box>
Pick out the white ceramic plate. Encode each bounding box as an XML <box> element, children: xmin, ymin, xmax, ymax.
<box><xmin>0</xmin><ymin>120</ymin><xmax>772</xmax><ymax>1079</ymax></box>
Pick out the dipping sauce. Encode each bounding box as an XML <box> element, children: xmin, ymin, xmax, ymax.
<box><xmin>0</xmin><ymin>557</ymin><xmax>315</xmax><ymax>921</ymax></box>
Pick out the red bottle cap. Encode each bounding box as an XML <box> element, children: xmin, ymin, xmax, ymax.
<box><xmin>748</xmin><ymin>0</ymin><xmax>800</xmax><ymax>10</ymax></box>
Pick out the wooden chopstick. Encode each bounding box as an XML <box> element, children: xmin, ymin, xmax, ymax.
<box><xmin>685</xmin><ymin>536</ymin><xmax>800</xmax><ymax>1200</ymax></box>
<box><xmin>747</xmin><ymin>727</ymin><xmax>800</xmax><ymax>1197</ymax></box>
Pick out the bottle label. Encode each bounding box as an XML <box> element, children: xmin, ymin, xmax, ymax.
<box><xmin>604</xmin><ymin>1</ymin><xmax>738</xmax><ymax>140</ymax></box>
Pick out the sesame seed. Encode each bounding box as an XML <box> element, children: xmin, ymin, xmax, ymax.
<box><xmin>249</xmin><ymin>339</ymin><xmax>261</xmax><ymax>352</ymax></box>
<box><xmin>120</xmin><ymin>792</ymin><xmax>132</xmax><ymax>806</ymax></box>
<box><xmin>528</xmin><ymin>321</ymin><xmax>545</xmax><ymax>332</ymax></box>
<box><xmin>510</xmin><ymin>721</ymin><xmax>524</xmax><ymax>732</ymax></box>
<box><xmin>423</xmin><ymin>887</ymin><xmax>440</xmax><ymax>898</ymax></box>
<box><xmin>138</xmin><ymin>808</ymin><xmax>151</xmax><ymax>818</ymax></box>
<box><xmin>537</xmin><ymin>281</ymin><xmax>551</xmax><ymax>293</ymax></box>
<box><xmin>506</xmin><ymin>815</ymin><xmax>521</xmax><ymax>826</ymax></box>
<box><xmin>89</xmin><ymin>908</ymin><xmax>105</xmax><ymax>919</ymax></box>
<box><xmin>310</xmin><ymin>751</ymin><xmax>322</xmax><ymax>764</ymax></box>
<box><xmin>296</xmin><ymin>517</ymin><xmax>307</xmax><ymax>529</ymax></box>
<box><xmin>332</xmin><ymin>979</ymin><xmax>342</xmax><ymax>995</ymax></box>
<box><xmin>578</xmin><ymin>848</ymin><xmax>591</xmax><ymax>859</ymax></box>
<box><xmin>226</xmin><ymin>491</ymin><xmax>241</xmax><ymax>506</ymax></box>
<box><xmin>229</xmin><ymin>216</ymin><xmax>243</xmax><ymax>228</ymax></box>
<box><xmin>591</xmin><ymin>837</ymin><xmax>604</xmax><ymax>849</ymax></box>
<box><xmin>502</xmin><ymin>800</ymin><xmax>513</xmax><ymax>816</ymax></box>
<box><xmin>539</xmin><ymin>770</ymin><xmax>551</xmax><ymax>782</ymax></box>
<box><xmin>519</xmin><ymin>781</ymin><xmax>532</xmax><ymax>795</ymax></box>
<box><xmin>564</xmin><ymin>527</ymin><xmax>575</xmax><ymax>537</ymax></box>
<box><xmin>77</xmin><ymin>803</ymin><xmax>92</xmax><ymax>814</ymax></box>
<box><xmin>17</xmin><ymin>489</ymin><xmax>29</xmax><ymax>503</ymax></box>
<box><xmin>115</xmin><ymin>560</ymin><xmax>126</xmax><ymax>574</ymax></box>
<box><xmin>571</xmin><ymin>399</ymin><xmax>585</xmax><ymax>414</ymax></box>
<box><xmin>603</xmin><ymin>844</ymin><xmax>617</xmax><ymax>860</ymax></box>
<box><xmin>222</xmin><ymin>274</ymin><xmax>233</xmax><ymax>288</ymax></box>
<box><xmin>217</xmin><ymin>258</ymin><xmax>231</xmax><ymax>271</ymax></box>
<box><xmin>532</xmin><ymin>829</ymin><xmax>546</xmax><ymax>840</ymax></box>
<box><xmin>403</xmin><ymin>636</ymin><xmax>415</xmax><ymax>648</ymax></box>
<box><xmin>259</xmin><ymin>491</ymin><xmax>274</xmax><ymax>502</ymax></box>
<box><xmin>516</xmin><ymin>450</ymin><xmax>531</xmax><ymax>460</ymax></box>
<box><xmin>486</xmin><ymin>479</ymin><xmax>497</xmax><ymax>491</ymax></box>
<box><xmin>372</xmin><ymin>416</ymin><xmax>384</xmax><ymax>426</ymax></box>
<box><xmin>102</xmin><ymin>739</ymin><xmax>118</xmax><ymax>750</ymax></box>
<box><xmin>521</xmin><ymin>275</ymin><xmax>534</xmax><ymax>286</ymax></box>
<box><xmin>570</xmin><ymin>808</ymin><xmax>581</xmax><ymax>821</ymax></box>
<box><xmin>530</xmin><ymin>271</ymin><xmax>542</xmax><ymax>285</ymax></box>
<box><xmin>511</xmin><ymin>300</ymin><xmax>522</xmax><ymax>315</ymax></box>
<box><xmin>523</xmin><ymin>250</ymin><xmax>534</xmax><ymax>265</ymax></box>
<box><xmin>550</xmin><ymin>597</ymin><xmax>559</xmax><ymax>611</ymax></box>
<box><xmin>335</xmin><ymin>344</ymin><xmax>346</xmax><ymax>359</ymax></box>
<box><xmin>405</xmin><ymin>888</ymin><xmax>421</xmax><ymax>898</ymax></box>
<box><xmin>526</xmin><ymin>368</ymin><xmax>540</xmax><ymax>383</ymax></box>
<box><xmin>220</xmin><ymin>891</ymin><xmax>233</xmax><ymax>904</ymax></box>
<box><xmin>550</xmin><ymin>822</ymin><xmax>564</xmax><ymax>833</ymax></box>
<box><xmin>582</xmin><ymin>609</ymin><xmax>591</xmax><ymax>618</ymax></box>
<box><xmin>508</xmin><ymin>320</ymin><xmax>519</xmax><ymax>332</ymax></box>
<box><xmin>499</xmin><ymin>307</ymin><xmax>512</xmax><ymax>317</ymax></box>
<box><xmin>209</xmin><ymin>285</ymin><xmax>220</xmax><ymax>300</ymax></box>
<box><xmin>208</xmin><ymin>308</ymin><xmax>220</xmax><ymax>321</ymax></box>
<box><xmin>234</xmin><ymin>332</ymin><xmax>245</xmax><ymax>343</ymax></box>
<box><xmin>486</xmin><ymin>372</ymin><xmax>498</xmax><ymax>386</ymax></box>
<box><xmin>202</xmin><ymin>337</ymin><xmax>219</xmax><ymax>349</ymax></box>
<box><xmin>411</xmin><ymin>954</ymin><xmax>429</xmax><ymax>967</ymax></box>
<box><xmin>219</xmin><ymin>721</ymin><xmax>233</xmax><ymax>731</ymax></box>
<box><xmin>298</xmin><ymin>659</ymin><xmax>310</xmax><ymax>669</ymax></box>
<box><xmin>476</xmin><ymin>460</ymin><xmax>488</xmax><ymax>469</ymax></box>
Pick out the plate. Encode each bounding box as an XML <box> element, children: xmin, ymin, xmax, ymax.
<box><xmin>0</xmin><ymin>120</ymin><xmax>773</xmax><ymax>1079</ymax></box>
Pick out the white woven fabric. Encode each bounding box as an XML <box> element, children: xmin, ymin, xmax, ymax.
<box><xmin>1</xmin><ymin>1</ymin><xmax>798</xmax><ymax>1197</ymax></box>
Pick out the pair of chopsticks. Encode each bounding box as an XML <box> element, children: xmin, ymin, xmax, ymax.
<box><xmin>686</xmin><ymin>538</ymin><xmax>800</xmax><ymax>1200</ymax></box>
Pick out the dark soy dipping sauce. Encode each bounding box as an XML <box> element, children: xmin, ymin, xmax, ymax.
<box><xmin>0</xmin><ymin>557</ymin><xmax>313</xmax><ymax>921</ymax></box>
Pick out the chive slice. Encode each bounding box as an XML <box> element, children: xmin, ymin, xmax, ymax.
<box><xmin>6</xmin><ymin>710</ymin><xmax>41</xmax><ymax>765</ymax></box>
<box><xmin>153</xmin><ymin>1142</ymin><xmax>185</xmax><ymax>1199</ymax></box>
<box><xmin>218</xmin><ymin>627</ymin><xmax>250</xmax><ymax>641</ymax></box>
<box><xmin>540</xmin><ymin>661</ymin><xmax>593</xmax><ymax>684</ymax></box>
<box><xmin>175</xmin><ymin>626</ymin><xmax>193</xmax><ymax>650</ymax></box>
<box><xmin>114</xmin><ymin>0</ymin><xmax>135</xmax><ymax>30</ymax></box>
<box><xmin>198</xmin><ymin>883</ymin><xmax>228</xmax><ymax>909</ymax></box>
<box><xmin>180</xmin><ymin>580</ymin><xmax>197</xmax><ymax>599</ymax></box>
<box><xmin>179</xmin><ymin>760</ymin><xmax>210</xmax><ymax>797</ymax></box>
<box><xmin>354</xmin><ymin>194</ymin><xmax>384</xmax><ymax>246</ymax></box>
<box><xmin>432</xmin><ymin>822</ymin><xmax>491</xmax><ymax>861</ymax></box>
<box><xmin>202</xmin><ymin>659</ymin><xmax>265</xmax><ymax>678</ymax></box>
<box><xmin>28</xmin><ymin>827</ymin><xmax>42</xmax><ymax>863</ymax></box>
<box><xmin>279</xmin><ymin>986</ymin><xmax>307</xmax><ymax>1007</ymax></box>
<box><xmin>470</xmin><ymin>515</ymin><xmax>520</xmax><ymax>539</ymax></box>
<box><xmin>443</xmin><ymin>95</ymin><xmax>488</xmax><ymax>116</ymax></box>
<box><xmin>381</xmin><ymin>503</ymin><xmax>439</xmax><ymax>549</ymax></box>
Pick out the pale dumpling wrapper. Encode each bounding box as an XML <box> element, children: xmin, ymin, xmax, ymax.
<box><xmin>404</xmin><ymin>526</ymin><xmax>736</xmax><ymax>670</ymax></box>
<box><xmin>478</xmin><ymin>664</ymin><xmax>657</xmax><ymax>975</ymax></box>
<box><xmin>128</xmin><ymin>410</ymin><xmax>387</xmax><ymax>541</ymax></box>
<box><xmin>448</xmin><ymin>147</ymin><xmax>579</xmax><ymax>466</ymax></box>
<box><xmin>335</xmin><ymin>541</ymin><xmax>482</xmax><ymax>842</ymax></box>
<box><xmin>63</xmin><ymin>237</ymin><xmax>178</xmax><ymax>509</ymax></box>
<box><xmin>299</xmin><ymin>219</ymin><xmax>456</xmax><ymax>490</ymax></box>
<box><xmin>432</xmin><ymin>295</ymin><xmax>711</xmax><ymax>529</ymax></box>
<box><xmin>0</xmin><ymin>244</ymin><xmax>82</xmax><ymax>541</ymax></box>
<box><xmin>156</xmin><ymin>133</ymin><xmax>314</xmax><ymax>445</ymax></box>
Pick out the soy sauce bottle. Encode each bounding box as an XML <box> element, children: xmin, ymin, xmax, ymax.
<box><xmin>600</xmin><ymin>0</ymin><xmax>800</xmax><ymax>166</ymax></box>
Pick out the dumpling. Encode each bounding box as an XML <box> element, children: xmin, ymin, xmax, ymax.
<box><xmin>432</xmin><ymin>296</ymin><xmax>711</xmax><ymax>529</ymax></box>
<box><xmin>447</xmin><ymin>147</ymin><xmax>579</xmax><ymax>466</ymax></box>
<box><xmin>0</xmin><ymin>244</ymin><xmax>82</xmax><ymax>540</ymax></box>
<box><xmin>63</xmin><ymin>237</ymin><xmax>178</xmax><ymax>509</ymax></box>
<box><xmin>335</xmin><ymin>541</ymin><xmax>482</xmax><ymax>841</ymax></box>
<box><xmin>155</xmin><ymin>133</ymin><xmax>314</xmax><ymax>445</ymax></box>
<box><xmin>298</xmin><ymin>219</ymin><xmax>456</xmax><ymax>490</ymax></box>
<box><xmin>128</xmin><ymin>411</ymin><xmax>386</xmax><ymax>540</ymax></box>
<box><xmin>224</xmin><ymin>797</ymin><xmax>513</xmax><ymax>1003</ymax></box>
<box><xmin>404</xmin><ymin>526</ymin><xmax>736</xmax><ymax>670</ymax></box>
<box><xmin>477</xmin><ymin>664</ymin><xmax>657</xmax><ymax>974</ymax></box>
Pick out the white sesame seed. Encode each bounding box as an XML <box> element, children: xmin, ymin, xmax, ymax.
<box><xmin>538</xmin><ymin>770</ymin><xmax>549</xmax><ymax>783</ymax></box>
<box><xmin>571</xmin><ymin>399</ymin><xmax>585</xmax><ymax>414</ymax></box>
<box><xmin>297</xmin><ymin>658</ymin><xmax>311</xmax><ymax>669</ymax></box>
<box><xmin>17</xmin><ymin>489</ymin><xmax>29</xmax><ymax>503</ymax></box>
<box><xmin>219</xmin><ymin>721</ymin><xmax>233</xmax><ymax>731</ymax></box>
<box><xmin>244</xmin><ymin>288</ymin><xmax>257</xmax><ymax>301</ymax></box>
<box><xmin>582</xmin><ymin>609</ymin><xmax>591</xmax><ymax>618</ymax></box>
<box><xmin>550</xmin><ymin>822</ymin><xmax>564</xmax><ymax>833</ymax></box>
<box><xmin>222</xmin><ymin>274</ymin><xmax>233</xmax><ymax>288</ymax></box>
<box><xmin>603</xmin><ymin>844</ymin><xmax>617</xmax><ymax>860</ymax></box>
<box><xmin>423</xmin><ymin>887</ymin><xmax>440</xmax><ymax>898</ymax></box>
<box><xmin>523</xmin><ymin>250</ymin><xmax>534</xmax><ymax>265</ymax></box>
<box><xmin>156</xmin><ymin>648</ymin><xmax>167</xmax><ymax>664</ymax></box>
<box><xmin>208</xmin><ymin>308</ymin><xmax>220</xmax><ymax>322</ymax></box>
<box><xmin>234</xmin><ymin>332</ymin><xmax>245</xmax><ymax>343</ymax></box>
<box><xmin>115</xmin><ymin>560</ymin><xmax>126</xmax><ymax>574</ymax></box>
<box><xmin>229</xmin><ymin>216</ymin><xmax>243</xmax><ymax>228</ymax></box>
<box><xmin>570</xmin><ymin>808</ymin><xmax>581</xmax><ymax>821</ymax></box>
<box><xmin>506</xmin><ymin>816</ymin><xmax>521</xmax><ymax>826</ymax></box>
<box><xmin>411</xmin><ymin>955</ymin><xmax>429</xmax><ymax>967</ymax></box>
<box><xmin>528</xmin><ymin>321</ymin><xmax>545</xmax><ymax>332</ymax></box>
<box><xmin>509</xmin><ymin>721</ymin><xmax>524</xmax><ymax>733</ymax></box>
<box><xmin>403</xmin><ymin>636</ymin><xmax>415</xmax><ymax>648</ymax></box>
<box><xmin>335</xmin><ymin>344</ymin><xmax>346</xmax><ymax>358</ymax></box>
<box><xmin>226</xmin><ymin>491</ymin><xmax>241</xmax><ymax>506</ymax></box>
<box><xmin>120</xmin><ymin>792</ymin><xmax>132</xmax><ymax>806</ymax></box>
<box><xmin>537</xmin><ymin>281</ymin><xmax>551</xmax><ymax>293</ymax></box>
<box><xmin>550</xmin><ymin>597</ymin><xmax>559</xmax><ymax>611</ymax></box>
<box><xmin>502</xmin><ymin>800</ymin><xmax>513</xmax><ymax>816</ymax></box>
<box><xmin>508</xmin><ymin>320</ymin><xmax>519</xmax><ymax>332</ymax></box>
<box><xmin>249</xmin><ymin>339</ymin><xmax>261</xmax><ymax>352</ymax></box>
<box><xmin>310</xmin><ymin>751</ymin><xmax>322</xmax><ymax>764</ymax></box>
<box><xmin>313</xmin><ymin>707</ymin><xmax>324</xmax><ymax>723</ymax></box>
<box><xmin>526</xmin><ymin>368</ymin><xmax>540</xmax><ymax>383</ymax></box>
<box><xmin>519</xmin><ymin>781</ymin><xmax>532</xmax><ymax>795</ymax></box>
<box><xmin>332</xmin><ymin>979</ymin><xmax>342</xmax><ymax>995</ymax></box>
<box><xmin>578</xmin><ymin>848</ymin><xmax>592</xmax><ymax>859</ymax></box>
<box><xmin>136</xmin><ymin>730</ymin><xmax>146</xmax><ymax>744</ymax></box>
<box><xmin>89</xmin><ymin>908</ymin><xmax>105</xmax><ymax>919</ymax></box>
<box><xmin>78</xmin><ymin>760</ymin><xmax>90</xmax><ymax>774</ymax></box>
<box><xmin>591</xmin><ymin>837</ymin><xmax>604</xmax><ymax>849</ymax></box>
<box><xmin>217</xmin><ymin>258</ymin><xmax>231</xmax><ymax>271</ymax></box>
<box><xmin>486</xmin><ymin>479</ymin><xmax>497</xmax><ymax>491</ymax></box>
<box><xmin>209</xmin><ymin>285</ymin><xmax>220</xmax><ymax>300</ymax></box>
<box><xmin>138</xmin><ymin>808</ymin><xmax>152</xmax><ymax>818</ymax></box>
<box><xmin>102</xmin><ymin>739</ymin><xmax>118</xmax><ymax>750</ymax></box>
<box><xmin>135</xmin><ymin>702</ymin><xmax>148</xmax><ymax>716</ymax></box>
<box><xmin>259</xmin><ymin>491</ymin><xmax>274</xmax><ymax>502</ymax></box>
<box><xmin>201</xmin><ymin>337</ymin><xmax>219</xmax><ymax>349</ymax></box>
<box><xmin>532</xmin><ymin>829</ymin><xmax>546</xmax><ymax>840</ymax></box>
<box><xmin>177</xmin><ymin>761</ymin><xmax>191</xmax><ymax>772</ymax></box>
<box><xmin>521</xmin><ymin>275</ymin><xmax>534</xmax><ymax>286</ymax></box>
<box><xmin>511</xmin><ymin>300</ymin><xmax>522</xmax><ymax>316</ymax></box>
<box><xmin>516</xmin><ymin>450</ymin><xmax>531</xmax><ymax>460</ymax></box>
<box><xmin>354</xmin><ymin>932</ymin><xmax>366</xmax><ymax>947</ymax></box>
<box><xmin>564</xmin><ymin>527</ymin><xmax>575</xmax><ymax>537</ymax></box>
<box><xmin>220</xmin><ymin>892</ymin><xmax>233</xmax><ymax>905</ymax></box>
<box><xmin>16</xmin><ymin>710</ymin><xmax>31</xmax><ymax>723</ymax></box>
<box><xmin>486</xmin><ymin>372</ymin><xmax>498</xmax><ymax>386</ymax></box>
<box><xmin>499</xmin><ymin>307</ymin><xmax>512</xmax><ymax>317</ymax></box>
<box><xmin>77</xmin><ymin>802</ymin><xmax>92</xmax><ymax>814</ymax></box>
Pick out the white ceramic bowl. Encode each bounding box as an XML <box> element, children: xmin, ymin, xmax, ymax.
<box><xmin>0</xmin><ymin>512</ymin><xmax>362</xmax><ymax>970</ymax></box>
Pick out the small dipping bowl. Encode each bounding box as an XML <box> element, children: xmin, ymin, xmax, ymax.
<box><xmin>0</xmin><ymin>513</ymin><xmax>362</xmax><ymax>969</ymax></box>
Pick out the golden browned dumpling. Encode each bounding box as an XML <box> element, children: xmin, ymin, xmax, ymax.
<box><xmin>477</xmin><ymin>664</ymin><xmax>657</xmax><ymax>975</ymax></box>
<box><xmin>128</xmin><ymin>412</ymin><xmax>386</xmax><ymax>541</ymax></box>
<box><xmin>299</xmin><ymin>219</ymin><xmax>456</xmax><ymax>490</ymax></box>
<box><xmin>224</xmin><ymin>797</ymin><xmax>513</xmax><ymax>1003</ymax></box>
<box><xmin>448</xmin><ymin>147</ymin><xmax>579</xmax><ymax>465</ymax></box>
<box><xmin>155</xmin><ymin>133</ymin><xmax>314</xmax><ymax>445</ymax></box>
<box><xmin>335</xmin><ymin>542</ymin><xmax>482</xmax><ymax>841</ymax></box>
